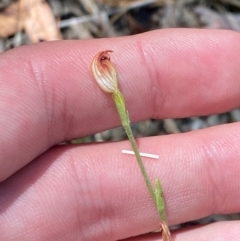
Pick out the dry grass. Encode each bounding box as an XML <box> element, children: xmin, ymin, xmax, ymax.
<box><xmin>1</xmin><ymin>0</ymin><xmax>240</xmax><ymax>47</ymax></box>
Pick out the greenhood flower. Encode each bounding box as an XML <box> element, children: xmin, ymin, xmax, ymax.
<box><xmin>91</xmin><ymin>50</ymin><xmax>118</xmax><ymax>93</ymax></box>
<box><xmin>91</xmin><ymin>50</ymin><xmax>171</xmax><ymax>241</ymax></box>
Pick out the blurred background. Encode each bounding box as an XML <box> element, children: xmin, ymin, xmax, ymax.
<box><xmin>0</xmin><ymin>0</ymin><xmax>239</xmax><ymax>232</ymax></box>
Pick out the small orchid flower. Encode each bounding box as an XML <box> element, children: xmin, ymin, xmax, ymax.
<box><xmin>91</xmin><ymin>51</ymin><xmax>171</xmax><ymax>241</ymax></box>
<box><xmin>91</xmin><ymin>50</ymin><xmax>118</xmax><ymax>93</ymax></box>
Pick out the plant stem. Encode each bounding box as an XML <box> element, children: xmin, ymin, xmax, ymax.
<box><xmin>112</xmin><ymin>90</ymin><xmax>156</xmax><ymax>202</ymax></box>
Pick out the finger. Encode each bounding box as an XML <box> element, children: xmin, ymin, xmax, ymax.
<box><xmin>1</xmin><ymin>122</ymin><xmax>240</xmax><ymax>240</ymax></box>
<box><xmin>123</xmin><ymin>221</ymin><xmax>240</xmax><ymax>241</ymax></box>
<box><xmin>1</xmin><ymin>29</ymin><xmax>240</xmax><ymax>181</ymax></box>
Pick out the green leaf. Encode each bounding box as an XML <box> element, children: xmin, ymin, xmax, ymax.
<box><xmin>155</xmin><ymin>178</ymin><xmax>166</xmax><ymax>222</ymax></box>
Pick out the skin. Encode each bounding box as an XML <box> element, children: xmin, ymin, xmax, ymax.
<box><xmin>0</xmin><ymin>29</ymin><xmax>240</xmax><ymax>241</ymax></box>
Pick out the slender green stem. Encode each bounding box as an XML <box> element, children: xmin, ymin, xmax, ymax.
<box><xmin>112</xmin><ymin>90</ymin><xmax>169</xmax><ymax>224</ymax></box>
<box><xmin>112</xmin><ymin>89</ymin><xmax>171</xmax><ymax>239</ymax></box>
<box><xmin>112</xmin><ymin>90</ymin><xmax>156</xmax><ymax>202</ymax></box>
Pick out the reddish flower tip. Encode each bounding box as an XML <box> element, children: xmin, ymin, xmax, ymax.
<box><xmin>91</xmin><ymin>50</ymin><xmax>118</xmax><ymax>93</ymax></box>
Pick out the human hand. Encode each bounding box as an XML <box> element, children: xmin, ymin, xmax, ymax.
<box><xmin>0</xmin><ymin>29</ymin><xmax>240</xmax><ymax>241</ymax></box>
